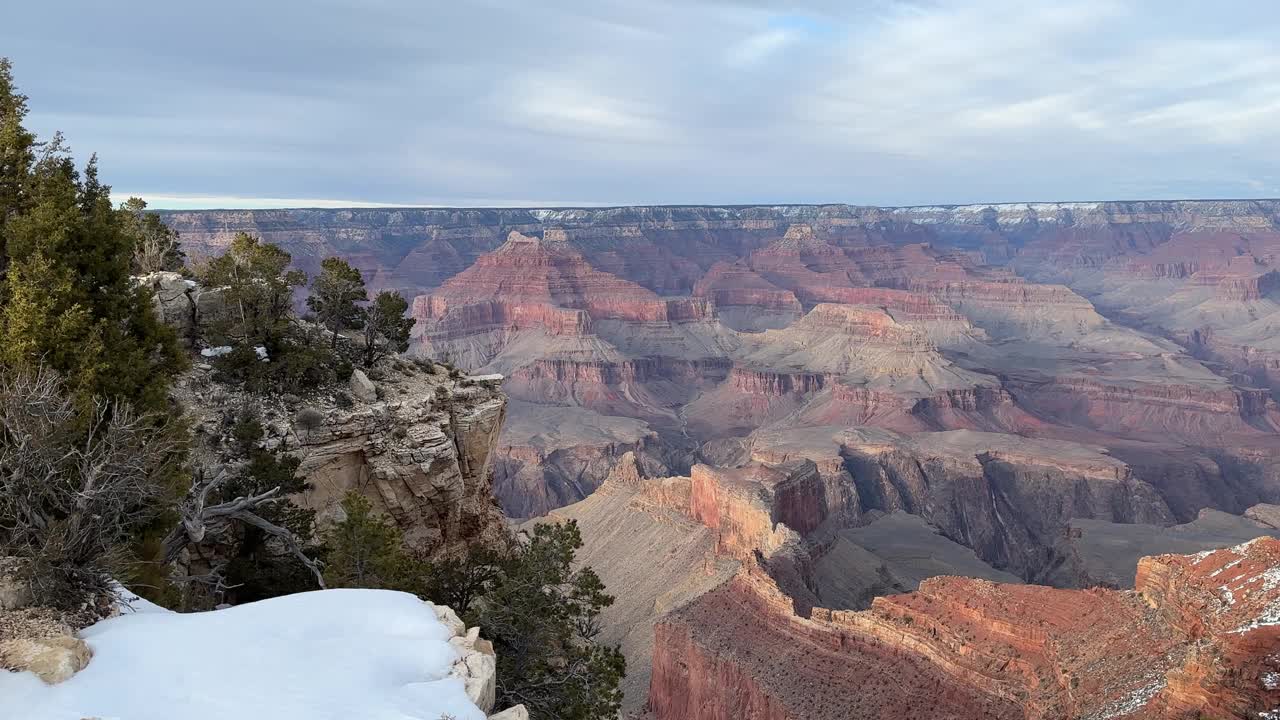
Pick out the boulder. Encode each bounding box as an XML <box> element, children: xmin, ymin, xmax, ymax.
<box><xmin>488</xmin><ymin>706</ymin><xmax>529</xmax><ymax>720</ymax></box>
<box><xmin>0</xmin><ymin>609</ymin><xmax>92</xmax><ymax>684</ymax></box>
<box><xmin>349</xmin><ymin>368</ymin><xmax>378</xmax><ymax>403</ymax></box>
<box><xmin>0</xmin><ymin>635</ymin><xmax>91</xmax><ymax>684</ymax></box>
<box><xmin>432</xmin><ymin>600</ymin><xmax>497</xmax><ymax>713</ymax></box>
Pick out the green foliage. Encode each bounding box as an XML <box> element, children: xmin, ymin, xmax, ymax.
<box><xmin>199</xmin><ymin>232</ymin><xmax>305</xmax><ymax>350</ymax></box>
<box><xmin>216</xmin><ymin>410</ymin><xmax>319</xmax><ymax>604</ymax></box>
<box><xmin>0</xmin><ymin>58</ymin><xmax>36</xmax><ymax>257</ymax></box>
<box><xmin>320</xmin><ymin>502</ymin><xmax>625</xmax><ymax>720</ymax></box>
<box><xmin>0</xmin><ymin>127</ymin><xmax>184</xmax><ymax>412</ymax></box>
<box><xmin>307</xmin><ymin>257</ymin><xmax>366</xmax><ymax>348</ymax></box>
<box><xmin>323</xmin><ymin>493</ymin><xmax>409</xmax><ymax>590</ymax></box>
<box><xmin>120</xmin><ymin>197</ymin><xmax>185</xmax><ymax>273</ymax></box>
<box><xmin>475</xmin><ymin>521</ymin><xmax>625</xmax><ymax>720</ymax></box>
<box><xmin>198</xmin><ymin>236</ymin><xmax>354</xmax><ymax>394</ymax></box>
<box><xmin>361</xmin><ymin>290</ymin><xmax>415</xmax><ymax>367</ymax></box>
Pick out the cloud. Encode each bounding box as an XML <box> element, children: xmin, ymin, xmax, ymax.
<box><xmin>4</xmin><ymin>0</ymin><xmax>1279</xmax><ymax>207</ymax></box>
<box><xmin>725</xmin><ymin>28</ymin><xmax>798</xmax><ymax>67</ymax></box>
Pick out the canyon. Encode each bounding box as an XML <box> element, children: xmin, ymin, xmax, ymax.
<box><xmin>165</xmin><ymin>201</ymin><xmax>1280</xmax><ymax>718</ymax></box>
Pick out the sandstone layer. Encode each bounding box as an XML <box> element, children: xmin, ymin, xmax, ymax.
<box><xmin>164</xmin><ymin>203</ymin><xmax>1280</xmax><ymax>521</ymax></box>
<box><xmin>649</xmin><ymin>538</ymin><xmax>1280</xmax><ymax>720</ymax></box>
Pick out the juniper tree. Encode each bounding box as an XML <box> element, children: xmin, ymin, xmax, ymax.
<box><xmin>0</xmin><ymin>57</ymin><xmax>36</xmax><ymax>272</ymax></box>
<box><xmin>121</xmin><ymin>197</ymin><xmax>185</xmax><ymax>273</ymax></box>
<box><xmin>0</xmin><ymin>74</ymin><xmax>184</xmax><ymax>412</ymax></box>
<box><xmin>323</xmin><ymin>492</ymin><xmax>408</xmax><ymax>589</ymax></box>
<box><xmin>307</xmin><ymin>257</ymin><xmax>366</xmax><ymax>348</ymax></box>
<box><xmin>361</xmin><ymin>290</ymin><xmax>415</xmax><ymax>367</ymax></box>
<box><xmin>199</xmin><ymin>232</ymin><xmax>305</xmax><ymax>351</ymax></box>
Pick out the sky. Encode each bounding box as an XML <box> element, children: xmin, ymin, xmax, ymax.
<box><xmin>4</xmin><ymin>0</ymin><xmax>1279</xmax><ymax>209</ymax></box>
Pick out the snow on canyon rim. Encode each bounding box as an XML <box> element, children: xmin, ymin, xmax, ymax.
<box><xmin>0</xmin><ymin>588</ymin><xmax>486</xmax><ymax>720</ymax></box>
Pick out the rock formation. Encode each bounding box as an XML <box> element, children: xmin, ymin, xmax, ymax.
<box><xmin>162</xmin><ymin>202</ymin><xmax>1280</xmax><ymax>718</ymax></box>
<box><xmin>648</xmin><ymin>538</ymin><xmax>1280</xmax><ymax>720</ymax></box>
<box><xmin>173</xmin><ymin>358</ymin><xmax>509</xmax><ymax>557</ymax></box>
<box><xmin>164</xmin><ymin>202</ymin><xmax>1280</xmax><ymax>522</ymax></box>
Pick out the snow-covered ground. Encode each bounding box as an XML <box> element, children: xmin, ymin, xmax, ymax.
<box><xmin>0</xmin><ymin>589</ymin><xmax>485</xmax><ymax>720</ymax></box>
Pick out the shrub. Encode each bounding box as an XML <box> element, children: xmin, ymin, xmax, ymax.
<box><xmin>323</xmin><ymin>493</ymin><xmax>408</xmax><ymax>590</ymax></box>
<box><xmin>0</xmin><ymin>368</ymin><xmax>182</xmax><ymax>608</ymax></box>
<box><xmin>294</xmin><ymin>407</ymin><xmax>325</xmax><ymax>432</ymax></box>
<box><xmin>405</xmin><ymin>523</ymin><xmax>624</xmax><ymax>720</ymax></box>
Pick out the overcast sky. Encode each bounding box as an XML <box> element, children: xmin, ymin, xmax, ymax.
<box><xmin>4</xmin><ymin>1</ymin><xmax>1279</xmax><ymax>208</ymax></box>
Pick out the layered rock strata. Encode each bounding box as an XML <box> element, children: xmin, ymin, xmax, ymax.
<box><xmin>648</xmin><ymin>538</ymin><xmax>1280</xmax><ymax>720</ymax></box>
<box><xmin>173</xmin><ymin>359</ymin><xmax>508</xmax><ymax>556</ymax></box>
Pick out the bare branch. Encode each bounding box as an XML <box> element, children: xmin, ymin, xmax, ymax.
<box><xmin>162</xmin><ymin>469</ymin><xmax>325</xmax><ymax>591</ymax></box>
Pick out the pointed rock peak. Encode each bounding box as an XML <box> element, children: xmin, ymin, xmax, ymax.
<box><xmin>783</xmin><ymin>223</ymin><xmax>815</xmax><ymax>242</ymax></box>
<box><xmin>603</xmin><ymin>451</ymin><xmax>644</xmax><ymax>487</ymax></box>
<box><xmin>769</xmin><ymin>223</ymin><xmax>831</xmax><ymax>252</ymax></box>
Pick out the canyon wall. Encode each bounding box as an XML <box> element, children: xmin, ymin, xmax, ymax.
<box><xmin>649</xmin><ymin>538</ymin><xmax>1280</xmax><ymax>720</ymax></box>
<box><xmin>164</xmin><ymin>202</ymin><xmax>1280</xmax><ymax>525</ymax></box>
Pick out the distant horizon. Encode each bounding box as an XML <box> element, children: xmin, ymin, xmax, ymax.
<box><xmin>136</xmin><ymin>195</ymin><xmax>1280</xmax><ymax>213</ymax></box>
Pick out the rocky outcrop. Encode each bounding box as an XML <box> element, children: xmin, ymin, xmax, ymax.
<box><xmin>492</xmin><ymin>402</ymin><xmax>669</xmax><ymax>518</ymax></box>
<box><xmin>531</xmin><ymin>454</ymin><xmax>740</xmax><ymax>715</ymax></box>
<box><xmin>173</xmin><ymin>359</ymin><xmax>508</xmax><ymax>556</ymax></box>
<box><xmin>1245</xmin><ymin>503</ymin><xmax>1280</xmax><ymax>529</ymax></box>
<box><xmin>0</xmin><ymin>609</ymin><xmax>92</xmax><ymax>685</ymax></box>
<box><xmin>841</xmin><ymin>429</ymin><xmax>1174</xmax><ymax>580</ymax></box>
<box><xmin>430</xmin><ymin>601</ymin><xmax>498</xmax><ymax>712</ymax></box>
<box><xmin>649</xmin><ymin>539</ymin><xmax>1280</xmax><ymax>720</ymax></box>
<box><xmin>142</xmin><ymin>271</ymin><xmax>232</xmax><ymax>344</ymax></box>
<box><xmin>648</xmin><ymin>563</ymin><xmax>1023</xmax><ymax>720</ymax></box>
<box><xmin>1008</xmin><ymin>374</ymin><xmax>1280</xmax><ymax>441</ymax></box>
<box><xmin>689</xmin><ymin>461</ymin><xmax>827</xmax><ymax>558</ymax></box>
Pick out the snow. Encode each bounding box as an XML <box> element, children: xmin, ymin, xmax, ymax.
<box><xmin>1190</xmin><ymin>548</ymin><xmax>1216</xmax><ymax>563</ymax></box>
<box><xmin>199</xmin><ymin>345</ymin><xmax>232</xmax><ymax>358</ymax></box>
<box><xmin>1263</xmin><ymin>671</ymin><xmax>1280</xmax><ymax>690</ymax></box>
<box><xmin>0</xmin><ymin>589</ymin><xmax>485</xmax><ymax>720</ymax></box>
<box><xmin>1087</xmin><ymin>678</ymin><xmax>1166</xmax><ymax>720</ymax></box>
<box><xmin>1209</xmin><ymin>557</ymin><xmax>1243</xmax><ymax>578</ymax></box>
<box><xmin>254</xmin><ymin>345</ymin><xmax>269</xmax><ymax>361</ymax></box>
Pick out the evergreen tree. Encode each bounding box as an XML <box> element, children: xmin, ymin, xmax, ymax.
<box><xmin>478</xmin><ymin>521</ymin><xmax>626</xmax><ymax>720</ymax></box>
<box><xmin>0</xmin><ymin>57</ymin><xmax>36</xmax><ymax>272</ymax></box>
<box><xmin>323</xmin><ymin>492</ymin><xmax>408</xmax><ymax>589</ymax></box>
<box><xmin>0</xmin><ymin>130</ymin><xmax>184</xmax><ymax>412</ymax></box>
<box><xmin>307</xmin><ymin>257</ymin><xmax>366</xmax><ymax>348</ymax></box>
<box><xmin>215</xmin><ymin>410</ymin><xmax>319</xmax><ymax>604</ymax></box>
<box><xmin>361</xmin><ymin>290</ymin><xmax>415</xmax><ymax>367</ymax></box>
<box><xmin>121</xmin><ymin>197</ymin><xmax>185</xmax><ymax>273</ymax></box>
<box><xmin>199</xmin><ymin>232</ymin><xmax>305</xmax><ymax>352</ymax></box>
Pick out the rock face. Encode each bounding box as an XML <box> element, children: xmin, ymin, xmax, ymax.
<box><xmin>0</xmin><ymin>610</ymin><xmax>92</xmax><ymax>685</ymax></box>
<box><xmin>165</xmin><ymin>202</ymin><xmax>1280</xmax><ymax>718</ymax></box>
<box><xmin>493</xmin><ymin>402</ymin><xmax>670</xmax><ymax>518</ymax></box>
<box><xmin>173</xmin><ymin>358</ymin><xmax>508</xmax><ymax>557</ymax></box>
<box><xmin>649</xmin><ymin>538</ymin><xmax>1280</xmax><ymax>720</ymax></box>
<box><xmin>689</xmin><ymin>461</ymin><xmax>826</xmax><ymax>558</ymax></box>
<box><xmin>165</xmin><ymin>202</ymin><xmax>1280</xmax><ymax>521</ymax></box>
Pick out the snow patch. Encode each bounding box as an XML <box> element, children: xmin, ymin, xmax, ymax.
<box><xmin>1262</xmin><ymin>671</ymin><xmax>1280</xmax><ymax>690</ymax></box>
<box><xmin>1209</xmin><ymin>557</ymin><xmax>1243</xmax><ymax>578</ymax></box>
<box><xmin>1233</xmin><ymin>597</ymin><xmax>1280</xmax><ymax>634</ymax></box>
<box><xmin>1087</xmin><ymin>678</ymin><xmax>1166</xmax><ymax>719</ymax></box>
<box><xmin>0</xmin><ymin>589</ymin><xmax>485</xmax><ymax>720</ymax></box>
<box><xmin>200</xmin><ymin>345</ymin><xmax>232</xmax><ymax>358</ymax></box>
